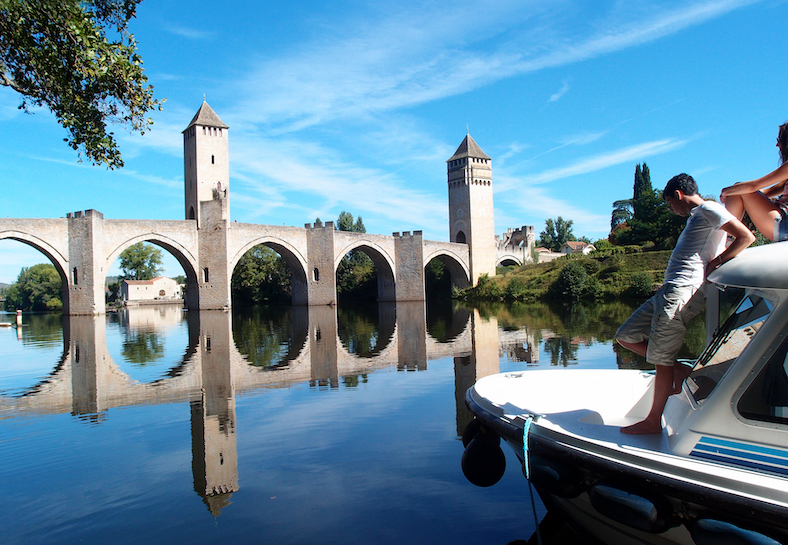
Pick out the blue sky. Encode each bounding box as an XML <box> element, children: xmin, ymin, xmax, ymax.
<box><xmin>1</xmin><ymin>0</ymin><xmax>786</xmax><ymax>283</ymax></box>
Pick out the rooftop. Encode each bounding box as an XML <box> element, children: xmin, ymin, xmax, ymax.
<box><xmin>184</xmin><ymin>101</ymin><xmax>229</xmax><ymax>131</ymax></box>
<box><xmin>447</xmin><ymin>134</ymin><xmax>491</xmax><ymax>161</ymax></box>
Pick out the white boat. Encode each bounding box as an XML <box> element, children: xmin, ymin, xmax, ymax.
<box><xmin>463</xmin><ymin>243</ymin><xmax>788</xmax><ymax>545</ymax></box>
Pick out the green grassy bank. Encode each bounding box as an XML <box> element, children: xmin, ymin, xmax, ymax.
<box><xmin>457</xmin><ymin>250</ymin><xmax>671</xmax><ymax>303</ymax></box>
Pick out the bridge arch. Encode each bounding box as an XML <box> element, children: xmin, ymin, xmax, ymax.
<box><xmin>335</xmin><ymin>239</ymin><xmax>396</xmax><ymax>301</ymax></box>
<box><xmin>496</xmin><ymin>255</ymin><xmax>522</xmax><ymax>267</ymax></box>
<box><xmin>0</xmin><ymin>231</ymin><xmax>71</xmax><ymax>310</ymax></box>
<box><xmin>229</xmin><ymin>237</ymin><xmax>309</xmax><ymax>305</ymax></box>
<box><xmin>106</xmin><ymin>234</ymin><xmax>199</xmax><ymax>280</ymax></box>
<box><xmin>423</xmin><ymin>249</ymin><xmax>471</xmax><ymax>289</ymax></box>
<box><xmin>105</xmin><ymin>234</ymin><xmax>200</xmax><ymax>309</ymax></box>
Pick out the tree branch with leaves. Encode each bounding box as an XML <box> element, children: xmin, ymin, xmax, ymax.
<box><xmin>0</xmin><ymin>0</ymin><xmax>163</xmax><ymax>168</ymax></box>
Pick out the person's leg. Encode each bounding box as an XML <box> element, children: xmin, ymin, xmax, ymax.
<box><xmin>617</xmin><ymin>339</ymin><xmax>647</xmax><ymax>358</ymax></box>
<box><xmin>615</xmin><ymin>295</ymin><xmax>655</xmax><ymax>359</ymax></box>
<box><xmin>671</xmin><ymin>288</ymin><xmax>706</xmax><ymax>394</ymax></box>
<box><xmin>673</xmin><ymin>363</ymin><xmax>693</xmax><ymax>394</ymax></box>
<box><xmin>621</xmin><ymin>285</ymin><xmax>694</xmax><ymax>434</ymax></box>
<box><xmin>738</xmin><ymin>192</ymin><xmax>782</xmax><ymax>241</ymax></box>
<box><xmin>722</xmin><ymin>194</ymin><xmax>745</xmax><ymax>221</ymax></box>
<box><xmin>621</xmin><ymin>364</ymin><xmax>673</xmax><ymax>434</ymax></box>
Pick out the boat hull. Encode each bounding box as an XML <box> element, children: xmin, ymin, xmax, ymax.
<box><xmin>464</xmin><ymin>370</ymin><xmax>788</xmax><ymax>545</ymax></box>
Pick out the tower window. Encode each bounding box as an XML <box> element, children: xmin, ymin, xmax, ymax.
<box><xmin>72</xmin><ymin>267</ymin><xmax>78</xmax><ymax>285</ymax></box>
<box><xmin>211</xmin><ymin>155</ymin><xmax>215</xmax><ymax>164</ymax></box>
<box><xmin>203</xmin><ymin>268</ymin><xmax>210</xmax><ymax>282</ymax></box>
<box><xmin>313</xmin><ymin>268</ymin><xmax>320</xmax><ymax>282</ymax></box>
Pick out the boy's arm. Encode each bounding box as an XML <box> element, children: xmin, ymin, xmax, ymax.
<box><xmin>705</xmin><ymin>218</ymin><xmax>756</xmax><ymax>278</ymax></box>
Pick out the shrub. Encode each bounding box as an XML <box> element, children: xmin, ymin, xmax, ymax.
<box><xmin>580</xmin><ymin>258</ymin><xmax>601</xmax><ymax>275</ymax></box>
<box><xmin>551</xmin><ymin>261</ymin><xmax>590</xmax><ymax>301</ymax></box>
<box><xmin>627</xmin><ymin>271</ymin><xmax>655</xmax><ymax>299</ymax></box>
<box><xmin>505</xmin><ymin>277</ymin><xmax>529</xmax><ymax>300</ymax></box>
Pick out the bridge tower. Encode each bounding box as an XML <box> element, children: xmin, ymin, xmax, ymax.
<box><xmin>183</xmin><ymin>101</ymin><xmax>230</xmax><ymax>227</ymax></box>
<box><xmin>447</xmin><ymin>133</ymin><xmax>496</xmax><ymax>284</ymax></box>
<box><xmin>184</xmin><ymin>101</ymin><xmax>232</xmax><ymax>310</ymax></box>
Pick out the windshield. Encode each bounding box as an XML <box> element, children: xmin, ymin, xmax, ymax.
<box><xmin>687</xmin><ymin>294</ymin><xmax>773</xmax><ymax>404</ymax></box>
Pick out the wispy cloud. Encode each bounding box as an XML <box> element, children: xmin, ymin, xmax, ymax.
<box><xmin>549</xmin><ymin>80</ymin><xmax>571</xmax><ymax>102</ymax></box>
<box><xmin>498</xmin><ymin>138</ymin><xmax>689</xmax><ymax>190</ymax></box>
<box><xmin>163</xmin><ymin>25</ymin><xmax>214</xmax><ymax>40</ymax></box>
<box><xmin>124</xmin><ymin>0</ymin><xmax>755</xmax><ymax>239</ymax></box>
<box><xmin>229</xmin><ymin>134</ymin><xmax>449</xmax><ymax>236</ymax></box>
<box><xmin>225</xmin><ymin>0</ymin><xmax>758</xmax><ymax>132</ymax></box>
<box><xmin>493</xmin><ymin>177</ymin><xmax>610</xmax><ymax>235</ymax></box>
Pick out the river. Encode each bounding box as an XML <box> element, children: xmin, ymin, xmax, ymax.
<box><xmin>0</xmin><ymin>300</ymin><xmax>706</xmax><ymax>544</ymax></box>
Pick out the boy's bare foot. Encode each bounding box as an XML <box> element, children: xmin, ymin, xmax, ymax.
<box><xmin>621</xmin><ymin>419</ymin><xmax>663</xmax><ymax>434</ymax></box>
<box><xmin>673</xmin><ymin>363</ymin><xmax>693</xmax><ymax>394</ymax></box>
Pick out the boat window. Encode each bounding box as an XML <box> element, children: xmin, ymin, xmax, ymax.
<box><xmin>716</xmin><ymin>286</ymin><xmax>746</xmax><ymax>331</ymax></box>
<box><xmin>738</xmin><ymin>333</ymin><xmax>788</xmax><ymax>425</ymax></box>
<box><xmin>687</xmin><ymin>295</ymin><xmax>772</xmax><ymax>404</ymax></box>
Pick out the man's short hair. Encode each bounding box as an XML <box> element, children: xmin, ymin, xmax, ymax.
<box><xmin>663</xmin><ymin>173</ymin><xmax>698</xmax><ymax>200</ymax></box>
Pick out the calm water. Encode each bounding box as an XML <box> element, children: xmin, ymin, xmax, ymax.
<box><xmin>0</xmin><ymin>299</ymin><xmax>692</xmax><ymax>544</ymax></box>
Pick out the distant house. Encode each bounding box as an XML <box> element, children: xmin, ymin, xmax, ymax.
<box><xmin>121</xmin><ymin>277</ymin><xmax>183</xmax><ymax>304</ymax></box>
<box><xmin>533</xmin><ymin>246</ymin><xmax>563</xmax><ymax>263</ymax></box>
<box><xmin>560</xmin><ymin>241</ymin><xmax>596</xmax><ymax>255</ymax></box>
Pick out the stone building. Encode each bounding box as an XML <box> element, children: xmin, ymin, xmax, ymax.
<box><xmin>121</xmin><ymin>276</ymin><xmax>183</xmax><ymax>303</ymax></box>
<box><xmin>448</xmin><ymin>134</ymin><xmax>535</xmax><ymax>277</ymax></box>
<box><xmin>447</xmin><ymin>133</ymin><xmax>497</xmax><ymax>283</ymax></box>
<box><xmin>184</xmin><ymin>101</ymin><xmax>230</xmax><ymax>227</ymax></box>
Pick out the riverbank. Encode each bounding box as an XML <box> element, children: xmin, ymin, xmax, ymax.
<box><xmin>457</xmin><ymin>250</ymin><xmax>671</xmax><ymax>303</ymax></box>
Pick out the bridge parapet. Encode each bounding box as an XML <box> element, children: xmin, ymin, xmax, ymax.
<box><xmin>495</xmin><ymin>225</ymin><xmax>535</xmax><ymax>267</ymax></box>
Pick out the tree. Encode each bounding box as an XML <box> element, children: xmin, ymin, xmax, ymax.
<box><xmin>0</xmin><ymin>0</ymin><xmax>163</xmax><ymax>168</ymax></box>
<box><xmin>335</xmin><ymin>211</ymin><xmax>377</xmax><ymax>300</ymax></box>
<box><xmin>613</xmin><ymin>163</ymin><xmax>684</xmax><ymax>248</ymax></box>
<box><xmin>4</xmin><ymin>263</ymin><xmax>62</xmax><ymax>311</ymax></box>
<box><xmin>538</xmin><ymin>216</ymin><xmax>576</xmax><ymax>252</ymax></box>
<box><xmin>231</xmin><ymin>245</ymin><xmax>291</xmax><ymax>306</ymax></box>
<box><xmin>336</xmin><ymin>211</ymin><xmax>365</xmax><ymax>233</ymax></box>
<box><xmin>119</xmin><ymin>242</ymin><xmax>163</xmax><ymax>280</ymax></box>
<box><xmin>121</xmin><ymin>330</ymin><xmax>164</xmax><ymax>365</ymax></box>
<box><xmin>611</xmin><ymin>199</ymin><xmax>633</xmax><ymax>231</ymax></box>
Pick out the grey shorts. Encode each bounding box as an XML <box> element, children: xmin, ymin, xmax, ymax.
<box><xmin>616</xmin><ymin>284</ymin><xmax>705</xmax><ymax>366</ymax></box>
<box><xmin>774</xmin><ymin>208</ymin><xmax>788</xmax><ymax>242</ymax></box>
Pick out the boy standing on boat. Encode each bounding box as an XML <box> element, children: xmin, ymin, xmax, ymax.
<box><xmin>616</xmin><ymin>173</ymin><xmax>755</xmax><ymax>434</ymax></box>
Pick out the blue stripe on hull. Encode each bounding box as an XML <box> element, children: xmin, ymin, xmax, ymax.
<box><xmin>689</xmin><ymin>436</ymin><xmax>788</xmax><ymax>478</ymax></box>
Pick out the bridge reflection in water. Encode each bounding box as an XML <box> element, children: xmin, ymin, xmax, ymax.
<box><xmin>0</xmin><ymin>303</ymin><xmax>540</xmax><ymax>516</ymax></box>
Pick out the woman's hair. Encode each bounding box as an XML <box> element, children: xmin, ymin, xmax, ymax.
<box><xmin>779</xmin><ymin>121</ymin><xmax>788</xmax><ymax>165</ymax></box>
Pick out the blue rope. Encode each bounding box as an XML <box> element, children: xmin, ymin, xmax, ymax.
<box><xmin>523</xmin><ymin>414</ymin><xmax>535</xmax><ymax>479</ymax></box>
<box><xmin>523</xmin><ymin>415</ymin><xmax>543</xmax><ymax>545</ymax></box>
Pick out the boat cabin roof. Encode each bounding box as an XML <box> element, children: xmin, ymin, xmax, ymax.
<box><xmin>709</xmin><ymin>241</ymin><xmax>788</xmax><ymax>290</ymax></box>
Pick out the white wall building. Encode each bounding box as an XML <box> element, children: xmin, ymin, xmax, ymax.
<box><xmin>121</xmin><ymin>277</ymin><xmax>183</xmax><ymax>303</ymax></box>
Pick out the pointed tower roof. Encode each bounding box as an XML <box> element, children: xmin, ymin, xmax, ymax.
<box><xmin>184</xmin><ymin>101</ymin><xmax>229</xmax><ymax>132</ymax></box>
<box><xmin>447</xmin><ymin>133</ymin><xmax>490</xmax><ymax>162</ymax></box>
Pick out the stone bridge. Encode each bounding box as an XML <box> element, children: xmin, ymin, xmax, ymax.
<box><xmin>0</xmin><ymin>102</ymin><xmax>537</xmax><ymax>315</ymax></box>
<box><xmin>0</xmin><ymin>202</ymin><xmax>471</xmax><ymax>315</ymax></box>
